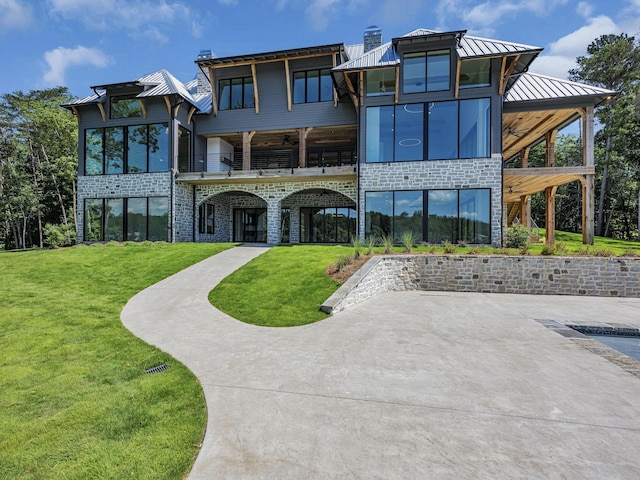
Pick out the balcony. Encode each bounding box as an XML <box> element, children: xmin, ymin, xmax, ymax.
<box><xmin>178</xmin><ymin>146</ymin><xmax>357</xmax><ymax>185</ymax></box>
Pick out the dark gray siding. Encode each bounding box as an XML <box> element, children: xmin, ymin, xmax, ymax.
<box><xmin>196</xmin><ymin>59</ymin><xmax>357</xmax><ymax>135</ymax></box>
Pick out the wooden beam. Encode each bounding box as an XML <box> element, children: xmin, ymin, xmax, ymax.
<box><xmin>454</xmin><ymin>58</ymin><xmax>462</xmax><ymax>99</ymax></box>
<box><xmin>284</xmin><ymin>59</ymin><xmax>292</xmax><ymax>112</ymax></box>
<box><xmin>250</xmin><ymin>63</ymin><xmax>259</xmax><ymax>115</ymax></box>
<box><xmin>332</xmin><ymin>54</ymin><xmax>338</xmax><ymax>108</ymax></box>
<box><xmin>520</xmin><ymin>194</ymin><xmax>531</xmax><ymax>229</ymax></box>
<box><xmin>545</xmin><ymin>129</ymin><xmax>558</xmax><ymax>167</ymax></box>
<box><xmin>395</xmin><ymin>67</ymin><xmax>399</xmax><ymax>104</ymax></box>
<box><xmin>187</xmin><ymin>106</ymin><xmax>196</xmax><ymax>125</ymax></box>
<box><xmin>298</xmin><ymin>127</ymin><xmax>313</xmax><ymax>168</ymax></box>
<box><xmin>499</xmin><ymin>55</ymin><xmax>521</xmax><ymax>95</ymax></box>
<box><xmin>581</xmin><ymin>106</ymin><xmax>595</xmax><ymax>167</ymax></box>
<box><xmin>545</xmin><ymin>185</ymin><xmax>558</xmax><ymax>245</ymax></box>
<box><xmin>343</xmin><ymin>72</ymin><xmax>358</xmax><ymax>112</ymax></box>
<box><xmin>583</xmin><ymin>173</ymin><xmax>595</xmax><ymax>244</ymax></box>
<box><xmin>163</xmin><ymin>96</ymin><xmax>172</xmax><ymax>117</ymax></box>
<box><xmin>71</xmin><ymin>106</ymin><xmax>80</xmax><ymax>124</ymax></box>
<box><xmin>201</xmin><ymin>51</ymin><xmax>337</xmax><ymax>69</ymax></box>
<box><xmin>137</xmin><ymin>99</ymin><xmax>147</xmax><ymax>120</ymax></box>
<box><xmin>96</xmin><ymin>103</ymin><xmax>106</xmax><ymax>122</ymax></box>
<box><xmin>359</xmin><ymin>71</ymin><xmax>364</xmax><ymax>108</ymax></box>
<box><xmin>209</xmin><ymin>67</ymin><xmax>218</xmax><ymax>117</ymax></box>
<box><xmin>242</xmin><ymin>131</ymin><xmax>256</xmax><ymax>170</ymax></box>
<box><xmin>520</xmin><ymin>147</ymin><xmax>530</xmax><ymax>168</ymax></box>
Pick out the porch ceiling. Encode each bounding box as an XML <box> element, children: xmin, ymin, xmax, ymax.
<box><xmin>502</xmin><ymin>108</ymin><xmax>581</xmax><ymax>162</ymax></box>
<box><xmin>212</xmin><ymin>125</ymin><xmax>357</xmax><ymax>149</ymax></box>
<box><xmin>503</xmin><ymin>166</ymin><xmax>594</xmax><ymax>202</ymax></box>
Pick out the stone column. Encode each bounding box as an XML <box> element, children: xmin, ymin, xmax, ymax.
<box><xmin>289</xmin><ymin>206</ymin><xmax>301</xmax><ymax>244</ymax></box>
<box><xmin>266</xmin><ymin>199</ymin><xmax>282</xmax><ymax>245</ymax></box>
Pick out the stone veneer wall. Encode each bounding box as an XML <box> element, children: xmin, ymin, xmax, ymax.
<box><xmin>358</xmin><ymin>155</ymin><xmax>503</xmax><ymax>247</ymax></box>
<box><xmin>77</xmin><ymin>172</ymin><xmax>172</xmax><ymax>242</ymax></box>
<box><xmin>322</xmin><ymin>255</ymin><xmax>640</xmax><ymax>314</ymax></box>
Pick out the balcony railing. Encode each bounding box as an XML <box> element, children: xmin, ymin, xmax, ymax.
<box><xmin>190</xmin><ymin>145</ymin><xmax>356</xmax><ymax>174</ymax></box>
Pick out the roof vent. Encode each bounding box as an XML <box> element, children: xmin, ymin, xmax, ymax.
<box><xmin>364</xmin><ymin>25</ymin><xmax>382</xmax><ymax>53</ymax></box>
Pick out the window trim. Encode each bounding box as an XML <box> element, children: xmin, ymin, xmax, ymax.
<box><xmin>198</xmin><ymin>202</ymin><xmax>215</xmax><ymax>235</ymax></box>
<box><xmin>83</xmin><ymin>123</ymin><xmax>169</xmax><ymax>176</ymax></box>
<box><xmin>218</xmin><ymin>76</ymin><xmax>255</xmax><ymax>110</ymax></box>
<box><xmin>293</xmin><ymin>68</ymin><xmax>333</xmax><ymax>104</ymax></box>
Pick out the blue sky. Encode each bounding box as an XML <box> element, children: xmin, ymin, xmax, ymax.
<box><xmin>1</xmin><ymin>0</ymin><xmax>639</xmax><ymax>98</ymax></box>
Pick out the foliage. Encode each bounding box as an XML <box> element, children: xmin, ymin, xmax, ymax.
<box><xmin>504</xmin><ymin>224</ymin><xmax>530</xmax><ymax>249</ymax></box>
<box><xmin>365</xmin><ymin>234</ymin><xmax>376</xmax><ymax>255</ymax></box>
<box><xmin>0</xmin><ymin>242</ymin><xmax>233</xmax><ymax>479</ymax></box>
<box><xmin>0</xmin><ymin>88</ymin><xmax>78</xmax><ymax>249</ymax></box>
<box><xmin>43</xmin><ymin>222</ymin><xmax>76</xmax><ymax>248</ymax></box>
<box><xmin>569</xmin><ymin>33</ymin><xmax>640</xmax><ymax>239</ymax></box>
<box><xmin>336</xmin><ymin>253</ymin><xmax>355</xmax><ymax>271</ymax></box>
<box><xmin>443</xmin><ymin>240</ymin><xmax>456</xmax><ymax>254</ymax></box>
<box><xmin>350</xmin><ymin>235</ymin><xmax>363</xmax><ymax>259</ymax></box>
<box><xmin>381</xmin><ymin>234</ymin><xmax>394</xmax><ymax>253</ymax></box>
<box><xmin>400</xmin><ymin>230</ymin><xmax>415</xmax><ymax>252</ymax></box>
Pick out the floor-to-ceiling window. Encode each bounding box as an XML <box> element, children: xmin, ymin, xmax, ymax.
<box><xmin>300</xmin><ymin>207</ymin><xmax>356</xmax><ymax>243</ymax></box>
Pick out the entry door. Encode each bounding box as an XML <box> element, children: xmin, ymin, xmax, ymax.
<box><xmin>233</xmin><ymin>208</ymin><xmax>267</xmax><ymax>242</ymax></box>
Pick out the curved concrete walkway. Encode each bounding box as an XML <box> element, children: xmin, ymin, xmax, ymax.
<box><xmin>122</xmin><ymin>246</ymin><xmax>640</xmax><ymax>479</ymax></box>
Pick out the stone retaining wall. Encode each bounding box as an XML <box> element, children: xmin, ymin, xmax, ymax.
<box><xmin>321</xmin><ymin>255</ymin><xmax>640</xmax><ymax>314</ymax></box>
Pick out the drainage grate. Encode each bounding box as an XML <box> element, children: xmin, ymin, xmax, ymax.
<box><xmin>145</xmin><ymin>363</ymin><xmax>169</xmax><ymax>375</ymax></box>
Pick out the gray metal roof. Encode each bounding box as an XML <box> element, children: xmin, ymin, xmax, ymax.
<box><xmin>63</xmin><ymin>69</ymin><xmax>205</xmax><ymax>111</ymax></box>
<box><xmin>335</xmin><ymin>29</ymin><xmax>543</xmax><ymax>72</ymax></box>
<box><xmin>196</xmin><ymin>43</ymin><xmax>343</xmax><ymax>66</ymax></box>
<box><xmin>505</xmin><ymin>72</ymin><xmax>616</xmax><ymax>103</ymax></box>
<box><xmin>344</xmin><ymin>44</ymin><xmax>364</xmax><ymax>61</ymax></box>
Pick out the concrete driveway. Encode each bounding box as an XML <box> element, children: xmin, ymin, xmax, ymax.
<box><xmin>121</xmin><ymin>246</ymin><xmax>640</xmax><ymax>479</ymax></box>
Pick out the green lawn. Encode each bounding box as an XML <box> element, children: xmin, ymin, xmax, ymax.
<box><xmin>0</xmin><ymin>242</ymin><xmax>234</xmax><ymax>480</ymax></box>
<box><xmin>209</xmin><ymin>244</ymin><xmax>353</xmax><ymax>327</ymax></box>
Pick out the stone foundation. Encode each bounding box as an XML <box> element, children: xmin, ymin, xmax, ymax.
<box><xmin>322</xmin><ymin>255</ymin><xmax>640</xmax><ymax>314</ymax></box>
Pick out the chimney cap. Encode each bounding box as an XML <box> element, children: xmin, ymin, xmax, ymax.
<box><xmin>197</xmin><ymin>49</ymin><xmax>213</xmax><ymax>60</ymax></box>
<box><xmin>364</xmin><ymin>25</ymin><xmax>381</xmax><ymax>35</ymax></box>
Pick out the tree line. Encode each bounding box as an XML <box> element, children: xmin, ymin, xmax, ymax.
<box><xmin>1</xmin><ymin>34</ymin><xmax>640</xmax><ymax>249</ymax></box>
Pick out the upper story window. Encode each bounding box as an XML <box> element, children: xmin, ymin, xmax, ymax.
<box><xmin>459</xmin><ymin>59</ymin><xmax>491</xmax><ymax>88</ymax></box>
<box><xmin>84</xmin><ymin>123</ymin><xmax>169</xmax><ymax>175</ymax></box>
<box><xmin>365</xmin><ymin>98</ymin><xmax>490</xmax><ymax>163</ymax></box>
<box><xmin>110</xmin><ymin>96</ymin><xmax>142</xmax><ymax>119</ymax></box>
<box><xmin>219</xmin><ymin>77</ymin><xmax>255</xmax><ymax>110</ymax></box>
<box><xmin>366</xmin><ymin>68</ymin><xmax>396</xmax><ymax>97</ymax></box>
<box><xmin>403</xmin><ymin>49</ymin><xmax>451</xmax><ymax>93</ymax></box>
<box><xmin>293</xmin><ymin>69</ymin><xmax>333</xmax><ymax>104</ymax></box>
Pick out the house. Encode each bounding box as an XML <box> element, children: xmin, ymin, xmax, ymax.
<box><xmin>64</xmin><ymin>27</ymin><xmax>614</xmax><ymax>247</ymax></box>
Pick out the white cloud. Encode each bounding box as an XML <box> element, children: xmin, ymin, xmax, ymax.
<box><xmin>43</xmin><ymin>46</ymin><xmax>111</xmax><ymax>86</ymax></box>
<box><xmin>47</xmin><ymin>0</ymin><xmax>197</xmax><ymax>36</ymax></box>
<box><xmin>0</xmin><ymin>0</ymin><xmax>32</xmax><ymax>32</ymax></box>
<box><xmin>218</xmin><ymin>0</ymin><xmax>238</xmax><ymax>4</ymax></box>
<box><xmin>577</xmin><ymin>1</ymin><xmax>593</xmax><ymax>18</ymax></box>
<box><xmin>531</xmin><ymin>15</ymin><xmax>619</xmax><ymax>78</ymax></box>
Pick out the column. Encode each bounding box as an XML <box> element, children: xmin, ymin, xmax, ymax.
<box><xmin>266</xmin><ymin>199</ymin><xmax>282</xmax><ymax>245</ymax></box>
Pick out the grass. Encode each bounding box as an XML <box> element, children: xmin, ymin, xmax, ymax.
<box><xmin>0</xmin><ymin>242</ymin><xmax>234</xmax><ymax>480</ymax></box>
<box><xmin>209</xmin><ymin>245</ymin><xmax>353</xmax><ymax>327</ymax></box>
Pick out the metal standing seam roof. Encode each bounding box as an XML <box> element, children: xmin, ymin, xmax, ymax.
<box><xmin>334</xmin><ymin>29</ymin><xmax>543</xmax><ymax>72</ymax></box>
<box><xmin>505</xmin><ymin>72</ymin><xmax>616</xmax><ymax>103</ymax></box>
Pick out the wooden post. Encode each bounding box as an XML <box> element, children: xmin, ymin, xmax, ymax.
<box><xmin>251</xmin><ymin>63</ymin><xmax>259</xmax><ymax>115</ymax></box>
<box><xmin>545</xmin><ymin>186</ymin><xmax>558</xmax><ymax>245</ymax></box>
<box><xmin>297</xmin><ymin>127</ymin><xmax>312</xmax><ymax>169</ymax></box>
<box><xmin>582</xmin><ymin>106</ymin><xmax>595</xmax><ymax>244</ymax></box>
<box><xmin>242</xmin><ymin>131</ymin><xmax>255</xmax><ymax>170</ymax></box>
<box><xmin>284</xmin><ymin>59</ymin><xmax>292</xmax><ymax>112</ymax></box>
<box><xmin>520</xmin><ymin>195</ymin><xmax>530</xmax><ymax>230</ymax></box>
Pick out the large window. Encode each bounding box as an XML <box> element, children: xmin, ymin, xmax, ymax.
<box><xmin>84</xmin><ymin>197</ymin><xmax>169</xmax><ymax>242</ymax></box>
<box><xmin>403</xmin><ymin>50</ymin><xmax>450</xmax><ymax>93</ymax></box>
<box><xmin>365</xmin><ymin>98</ymin><xmax>490</xmax><ymax>162</ymax></box>
<box><xmin>366</xmin><ymin>68</ymin><xmax>395</xmax><ymax>96</ymax></box>
<box><xmin>365</xmin><ymin>188</ymin><xmax>490</xmax><ymax>244</ymax></box>
<box><xmin>84</xmin><ymin>124</ymin><xmax>169</xmax><ymax>175</ymax></box>
<box><xmin>459</xmin><ymin>59</ymin><xmax>491</xmax><ymax>88</ymax></box>
<box><xmin>199</xmin><ymin>202</ymin><xmax>214</xmax><ymax>235</ymax></box>
<box><xmin>110</xmin><ymin>96</ymin><xmax>142</xmax><ymax>119</ymax></box>
<box><xmin>219</xmin><ymin>77</ymin><xmax>255</xmax><ymax>110</ymax></box>
<box><xmin>293</xmin><ymin>69</ymin><xmax>333</xmax><ymax>104</ymax></box>
<box><xmin>300</xmin><ymin>207</ymin><xmax>357</xmax><ymax>243</ymax></box>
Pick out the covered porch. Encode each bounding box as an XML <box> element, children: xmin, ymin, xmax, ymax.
<box><xmin>502</xmin><ymin>73</ymin><xmax>615</xmax><ymax>245</ymax></box>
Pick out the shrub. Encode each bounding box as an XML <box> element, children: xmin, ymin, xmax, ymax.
<box><xmin>350</xmin><ymin>236</ymin><xmax>363</xmax><ymax>259</ymax></box>
<box><xmin>381</xmin><ymin>235</ymin><xmax>394</xmax><ymax>254</ymax></box>
<box><xmin>467</xmin><ymin>247</ymin><xmax>481</xmax><ymax>254</ymax></box>
<box><xmin>504</xmin><ymin>224</ymin><xmax>530</xmax><ymax>249</ymax></box>
<box><xmin>540</xmin><ymin>244</ymin><xmax>556</xmax><ymax>255</ymax></box>
<box><xmin>365</xmin><ymin>235</ymin><xmax>377</xmax><ymax>255</ymax></box>
<box><xmin>44</xmin><ymin>223</ymin><xmax>76</xmax><ymax>248</ymax></box>
<box><xmin>336</xmin><ymin>253</ymin><xmax>354</xmax><ymax>272</ymax></box>
<box><xmin>621</xmin><ymin>248</ymin><xmax>640</xmax><ymax>257</ymax></box>
<box><xmin>400</xmin><ymin>231</ymin><xmax>415</xmax><ymax>253</ymax></box>
<box><xmin>591</xmin><ymin>247</ymin><xmax>615</xmax><ymax>257</ymax></box>
<box><xmin>443</xmin><ymin>241</ymin><xmax>456</xmax><ymax>254</ymax></box>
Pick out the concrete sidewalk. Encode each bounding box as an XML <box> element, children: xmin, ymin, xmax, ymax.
<box><xmin>122</xmin><ymin>247</ymin><xmax>640</xmax><ymax>479</ymax></box>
